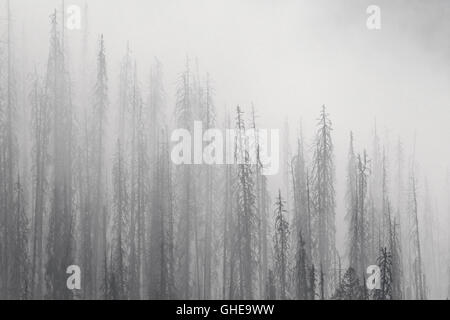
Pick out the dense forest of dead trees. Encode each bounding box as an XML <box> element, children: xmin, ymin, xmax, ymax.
<box><xmin>0</xmin><ymin>2</ymin><xmax>449</xmax><ymax>300</ymax></box>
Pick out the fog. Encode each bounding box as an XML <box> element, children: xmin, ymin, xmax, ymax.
<box><xmin>1</xmin><ymin>0</ymin><xmax>449</xmax><ymax>300</ymax></box>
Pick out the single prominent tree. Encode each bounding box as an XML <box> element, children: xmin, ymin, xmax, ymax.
<box><xmin>30</xmin><ymin>69</ymin><xmax>50</xmax><ymax>300</ymax></box>
<box><xmin>45</xmin><ymin>10</ymin><xmax>75</xmax><ymax>300</ymax></box>
<box><xmin>235</xmin><ymin>106</ymin><xmax>257</xmax><ymax>299</ymax></box>
<box><xmin>92</xmin><ymin>34</ymin><xmax>109</xmax><ymax>299</ymax></box>
<box><xmin>311</xmin><ymin>105</ymin><xmax>336</xmax><ymax>296</ymax></box>
<box><xmin>273</xmin><ymin>190</ymin><xmax>290</xmax><ymax>299</ymax></box>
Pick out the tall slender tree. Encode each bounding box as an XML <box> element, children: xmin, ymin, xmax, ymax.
<box><xmin>311</xmin><ymin>105</ymin><xmax>336</xmax><ymax>296</ymax></box>
<box><xmin>45</xmin><ymin>10</ymin><xmax>75</xmax><ymax>300</ymax></box>
<box><xmin>273</xmin><ymin>190</ymin><xmax>290</xmax><ymax>299</ymax></box>
<box><xmin>234</xmin><ymin>106</ymin><xmax>257</xmax><ymax>299</ymax></box>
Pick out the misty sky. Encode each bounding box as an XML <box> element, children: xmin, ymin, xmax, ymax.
<box><xmin>6</xmin><ymin>0</ymin><xmax>450</xmax><ymax>252</ymax></box>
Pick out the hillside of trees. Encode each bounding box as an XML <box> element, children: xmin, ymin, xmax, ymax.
<box><xmin>0</xmin><ymin>2</ymin><xmax>449</xmax><ymax>300</ymax></box>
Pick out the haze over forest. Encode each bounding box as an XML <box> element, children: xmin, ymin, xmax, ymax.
<box><xmin>0</xmin><ymin>0</ymin><xmax>449</xmax><ymax>299</ymax></box>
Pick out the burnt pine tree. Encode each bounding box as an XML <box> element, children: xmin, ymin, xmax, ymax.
<box><xmin>157</xmin><ymin>127</ymin><xmax>176</xmax><ymax>299</ymax></box>
<box><xmin>235</xmin><ymin>106</ymin><xmax>257</xmax><ymax>299</ymax></box>
<box><xmin>222</xmin><ymin>113</ymin><xmax>237</xmax><ymax>299</ymax></box>
<box><xmin>148</xmin><ymin>60</ymin><xmax>170</xmax><ymax>299</ymax></box>
<box><xmin>346</xmin><ymin>131</ymin><xmax>370</xmax><ymax>277</ymax></box>
<box><xmin>273</xmin><ymin>190</ymin><xmax>290</xmax><ymax>299</ymax></box>
<box><xmin>291</xmin><ymin>129</ymin><xmax>313</xmax><ymax>266</ymax></box>
<box><xmin>202</xmin><ymin>73</ymin><xmax>216</xmax><ymax>299</ymax></box>
<box><xmin>333</xmin><ymin>267</ymin><xmax>363</xmax><ymax>300</ymax></box>
<box><xmin>374</xmin><ymin>247</ymin><xmax>393</xmax><ymax>300</ymax></box>
<box><xmin>294</xmin><ymin>231</ymin><xmax>308</xmax><ymax>299</ymax></box>
<box><xmin>30</xmin><ymin>69</ymin><xmax>51</xmax><ymax>299</ymax></box>
<box><xmin>45</xmin><ymin>10</ymin><xmax>75</xmax><ymax>300</ymax></box>
<box><xmin>128</xmin><ymin>61</ymin><xmax>144</xmax><ymax>299</ymax></box>
<box><xmin>265</xmin><ymin>269</ymin><xmax>276</xmax><ymax>299</ymax></box>
<box><xmin>346</xmin><ymin>132</ymin><xmax>358</xmax><ymax>271</ymax></box>
<box><xmin>408</xmin><ymin>167</ymin><xmax>425</xmax><ymax>299</ymax></box>
<box><xmin>174</xmin><ymin>58</ymin><xmax>194</xmax><ymax>299</ymax></box>
<box><xmin>311</xmin><ymin>105</ymin><xmax>336</xmax><ymax>296</ymax></box>
<box><xmin>110</xmin><ymin>139</ymin><xmax>129</xmax><ymax>299</ymax></box>
<box><xmin>355</xmin><ymin>151</ymin><xmax>370</xmax><ymax>274</ymax></box>
<box><xmin>11</xmin><ymin>175</ymin><xmax>30</xmax><ymax>299</ymax></box>
<box><xmin>91</xmin><ymin>34</ymin><xmax>109</xmax><ymax>299</ymax></box>
<box><xmin>251</xmin><ymin>105</ymin><xmax>270</xmax><ymax>299</ymax></box>
<box><xmin>308</xmin><ymin>264</ymin><xmax>316</xmax><ymax>300</ymax></box>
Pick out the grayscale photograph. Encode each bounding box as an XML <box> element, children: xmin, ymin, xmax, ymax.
<box><xmin>0</xmin><ymin>0</ymin><xmax>449</xmax><ymax>303</ymax></box>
